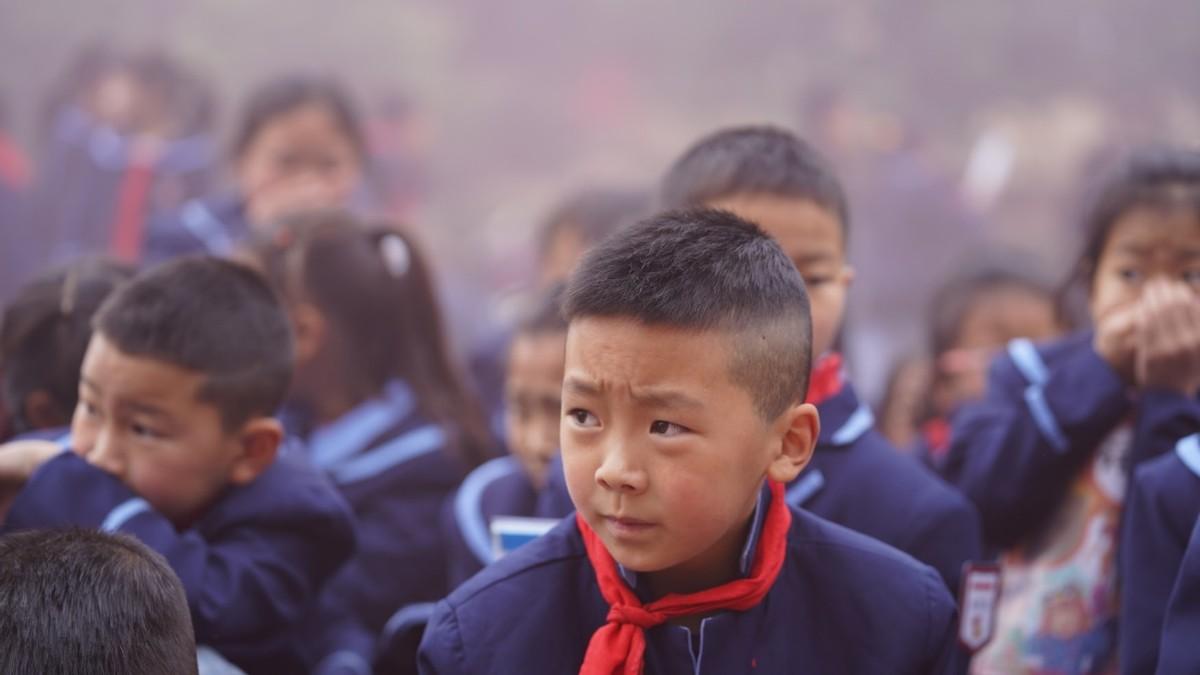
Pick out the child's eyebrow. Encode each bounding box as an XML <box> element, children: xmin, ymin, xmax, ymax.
<box><xmin>125</xmin><ymin>401</ymin><xmax>170</xmax><ymax>420</ymax></box>
<box><xmin>629</xmin><ymin>387</ymin><xmax>705</xmax><ymax>411</ymax></box>
<box><xmin>563</xmin><ymin>377</ymin><xmax>600</xmax><ymax>397</ymax></box>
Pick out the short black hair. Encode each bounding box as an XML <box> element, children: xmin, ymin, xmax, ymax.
<box><xmin>0</xmin><ymin>529</ymin><xmax>197</xmax><ymax>675</ymax></box>
<box><xmin>94</xmin><ymin>256</ymin><xmax>293</xmax><ymax>430</ymax></box>
<box><xmin>563</xmin><ymin>208</ymin><xmax>812</xmax><ymax>419</ymax></box>
<box><xmin>1</xmin><ymin>258</ymin><xmax>133</xmax><ymax>436</ymax></box>
<box><xmin>660</xmin><ymin>125</ymin><xmax>849</xmax><ymax>237</ymax></box>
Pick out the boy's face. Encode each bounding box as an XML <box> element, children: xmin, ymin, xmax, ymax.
<box><xmin>705</xmin><ymin>194</ymin><xmax>851</xmax><ymax>360</ymax></box>
<box><xmin>72</xmin><ymin>335</ymin><xmax>271</xmax><ymax>528</ymax></box>
<box><xmin>561</xmin><ymin>317</ymin><xmax>816</xmax><ymax>583</ymax></box>
<box><xmin>504</xmin><ymin>330</ymin><xmax>567</xmax><ymax>489</ymax></box>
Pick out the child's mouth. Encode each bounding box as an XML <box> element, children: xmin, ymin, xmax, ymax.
<box><xmin>604</xmin><ymin>515</ymin><xmax>656</xmax><ymax>538</ymax></box>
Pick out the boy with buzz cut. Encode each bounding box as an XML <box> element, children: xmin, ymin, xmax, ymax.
<box><xmin>0</xmin><ymin>257</ymin><xmax>356</xmax><ymax>675</ymax></box>
<box><xmin>419</xmin><ymin>209</ymin><xmax>959</xmax><ymax>674</ymax></box>
<box><xmin>0</xmin><ymin>529</ymin><xmax>198</xmax><ymax>675</ymax></box>
<box><xmin>661</xmin><ymin>125</ymin><xmax>982</xmax><ymax>594</ymax></box>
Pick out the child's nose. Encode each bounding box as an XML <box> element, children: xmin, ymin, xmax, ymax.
<box><xmin>594</xmin><ymin>443</ymin><xmax>647</xmax><ymax>494</ymax></box>
<box><xmin>84</xmin><ymin>428</ymin><xmax>126</xmax><ymax>477</ymax></box>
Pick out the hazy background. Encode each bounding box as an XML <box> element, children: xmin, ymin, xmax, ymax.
<box><xmin>1</xmin><ymin>0</ymin><xmax>1198</xmax><ymax>398</ymax></box>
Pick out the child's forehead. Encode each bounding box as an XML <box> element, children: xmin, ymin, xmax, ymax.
<box><xmin>704</xmin><ymin>193</ymin><xmax>845</xmax><ymax>257</ymax></box>
<box><xmin>84</xmin><ymin>335</ymin><xmax>207</xmax><ymax>398</ymax></box>
<box><xmin>564</xmin><ymin>318</ymin><xmax>737</xmax><ymax>384</ymax></box>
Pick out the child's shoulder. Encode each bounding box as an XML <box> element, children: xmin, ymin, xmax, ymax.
<box><xmin>785</xmin><ymin>505</ymin><xmax>949</xmax><ymax>590</ymax></box>
<box><xmin>830</xmin><ymin>429</ymin><xmax>974</xmax><ymax>515</ymax></box>
<box><xmin>207</xmin><ymin>453</ymin><xmax>354</xmax><ymax>535</ymax></box>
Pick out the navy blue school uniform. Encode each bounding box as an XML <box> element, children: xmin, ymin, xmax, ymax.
<box><xmin>419</xmin><ymin>483</ymin><xmax>961</xmax><ymax>674</ymax></box>
<box><xmin>442</xmin><ymin>455</ymin><xmax>572</xmax><ymax>589</ymax></box>
<box><xmin>788</xmin><ymin>378</ymin><xmax>983</xmax><ymax>592</ymax></box>
<box><xmin>32</xmin><ymin>107</ymin><xmax>215</xmax><ymax>264</ymax></box>
<box><xmin>1158</xmin><ymin>514</ymin><xmax>1200</xmax><ymax>675</ymax></box>
<box><xmin>143</xmin><ymin>194</ymin><xmax>252</xmax><ymax>263</ymax></box>
<box><xmin>942</xmin><ymin>332</ymin><xmax>1197</xmax><ymax>550</ymax></box>
<box><xmin>1120</xmin><ymin>433</ymin><xmax>1200</xmax><ymax>675</ymax></box>
<box><xmin>941</xmin><ymin>332</ymin><xmax>1200</xmax><ymax>671</ymax></box>
<box><xmin>293</xmin><ymin>380</ymin><xmax>471</xmax><ymax>675</ymax></box>
<box><xmin>1</xmin><ymin>448</ymin><xmax>355</xmax><ymax>675</ymax></box>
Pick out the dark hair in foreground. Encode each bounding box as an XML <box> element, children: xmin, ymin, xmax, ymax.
<box><xmin>0</xmin><ymin>529</ymin><xmax>197</xmax><ymax>675</ymax></box>
<box><xmin>564</xmin><ymin>208</ymin><xmax>813</xmax><ymax>419</ymax></box>
<box><xmin>660</xmin><ymin>125</ymin><xmax>849</xmax><ymax>238</ymax></box>
<box><xmin>94</xmin><ymin>256</ymin><xmax>294</xmax><ymax>431</ymax></box>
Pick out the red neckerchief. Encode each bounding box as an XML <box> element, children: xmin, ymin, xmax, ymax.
<box><xmin>805</xmin><ymin>352</ymin><xmax>845</xmax><ymax>406</ymax></box>
<box><xmin>921</xmin><ymin>417</ymin><xmax>951</xmax><ymax>461</ymax></box>
<box><xmin>577</xmin><ymin>480</ymin><xmax>791</xmax><ymax>675</ymax></box>
<box><xmin>108</xmin><ymin>153</ymin><xmax>157</xmax><ymax>262</ymax></box>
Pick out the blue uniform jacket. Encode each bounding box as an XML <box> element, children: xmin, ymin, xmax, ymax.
<box><xmin>418</xmin><ymin>486</ymin><xmax>961</xmax><ymax>674</ymax></box>
<box><xmin>295</xmin><ymin>380</ymin><xmax>471</xmax><ymax>675</ymax></box>
<box><xmin>442</xmin><ymin>455</ymin><xmax>572</xmax><ymax>589</ymax></box>
<box><xmin>1</xmin><ymin>449</ymin><xmax>355</xmax><ymax>675</ymax></box>
<box><xmin>788</xmin><ymin>380</ymin><xmax>983</xmax><ymax>593</ymax></box>
<box><xmin>1120</xmin><ymin>432</ymin><xmax>1200</xmax><ymax>675</ymax></box>
<box><xmin>941</xmin><ymin>332</ymin><xmax>1195</xmax><ymax>551</ymax></box>
<box><xmin>143</xmin><ymin>194</ymin><xmax>252</xmax><ymax>263</ymax></box>
<box><xmin>31</xmin><ymin>107</ymin><xmax>215</xmax><ymax>264</ymax></box>
<box><xmin>1158</xmin><ymin>514</ymin><xmax>1200</xmax><ymax>675</ymax></box>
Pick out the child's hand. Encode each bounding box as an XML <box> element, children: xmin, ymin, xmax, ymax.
<box><xmin>0</xmin><ymin>440</ymin><xmax>61</xmax><ymax>521</ymax></box>
<box><xmin>246</xmin><ymin>174</ymin><xmax>347</xmax><ymax>232</ymax></box>
<box><xmin>1093</xmin><ymin>301</ymin><xmax>1140</xmax><ymax>382</ymax></box>
<box><xmin>1135</xmin><ymin>280</ymin><xmax>1200</xmax><ymax>396</ymax></box>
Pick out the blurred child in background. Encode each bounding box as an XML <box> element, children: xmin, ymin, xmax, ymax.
<box><xmin>444</xmin><ymin>285</ymin><xmax>571</xmax><ymax>589</ymax></box>
<box><xmin>145</xmin><ymin>75</ymin><xmax>366</xmax><ymax>262</ymax></box>
<box><xmin>904</xmin><ymin>258</ymin><xmax>1063</xmax><ymax>468</ymax></box>
<box><xmin>943</xmin><ymin>147</ymin><xmax>1200</xmax><ymax>673</ymax></box>
<box><xmin>252</xmin><ymin>211</ymin><xmax>492</xmax><ymax>674</ymax></box>
<box><xmin>0</xmin><ymin>257</ymin><xmax>132</xmax><ymax>441</ymax></box>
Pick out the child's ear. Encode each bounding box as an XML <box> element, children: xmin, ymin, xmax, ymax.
<box><xmin>766</xmin><ymin>402</ymin><xmax>820</xmax><ymax>484</ymax></box>
<box><xmin>228</xmin><ymin>418</ymin><xmax>283</xmax><ymax>486</ymax></box>
<box><xmin>22</xmin><ymin>390</ymin><xmax>69</xmax><ymax>431</ymax></box>
<box><xmin>290</xmin><ymin>302</ymin><xmax>327</xmax><ymax>365</ymax></box>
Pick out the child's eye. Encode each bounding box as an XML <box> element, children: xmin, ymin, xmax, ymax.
<box><xmin>804</xmin><ymin>275</ymin><xmax>831</xmax><ymax>288</ymax></box>
<box><xmin>650</xmin><ymin>420</ymin><xmax>687</xmax><ymax>436</ymax></box>
<box><xmin>80</xmin><ymin>400</ymin><xmax>100</xmax><ymax>417</ymax></box>
<box><xmin>1118</xmin><ymin>268</ymin><xmax>1143</xmax><ymax>283</ymax></box>
<box><xmin>130</xmin><ymin>422</ymin><xmax>161</xmax><ymax>439</ymax></box>
<box><xmin>1183</xmin><ymin>270</ymin><xmax>1200</xmax><ymax>287</ymax></box>
<box><xmin>567</xmin><ymin>409</ymin><xmax>599</xmax><ymax>428</ymax></box>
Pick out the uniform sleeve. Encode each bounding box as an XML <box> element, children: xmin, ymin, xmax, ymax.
<box><xmin>920</xmin><ymin>567</ymin><xmax>968</xmax><ymax>675</ymax></box>
<box><xmin>442</xmin><ymin>492</ymin><xmax>486</xmax><ymax>590</ymax></box>
<box><xmin>2</xmin><ymin>452</ymin><xmax>350</xmax><ymax>647</ymax></box>
<box><xmin>418</xmin><ymin>600</ymin><xmax>470</xmax><ymax>675</ymax></box>
<box><xmin>905</xmin><ymin>496</ymin><xmax>984</xmax><ymax>594</ymax></box>
<box><xmin>1120</xmin><ymin>453</ymin><xmax>1200</xmax><ymax>675</ymax></box>
<box><xmin>1157</xmin><ymin>516</ymin><xmax>1200</xmax><ymax>675</ymax></box>
<box><xmin>302</xmin><ymin>488</ymin><xmax>450</xmax><ymax>668</ymax></box>
<box><xmin>1132</xmin><ymin>390</ymin><xmax>1200</xmax><ymax>466</ymax></box>
<box><xmin>942</xmin><ymin>336</ymin><xmax>1130</xmax><ymax>548</ymax></box>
